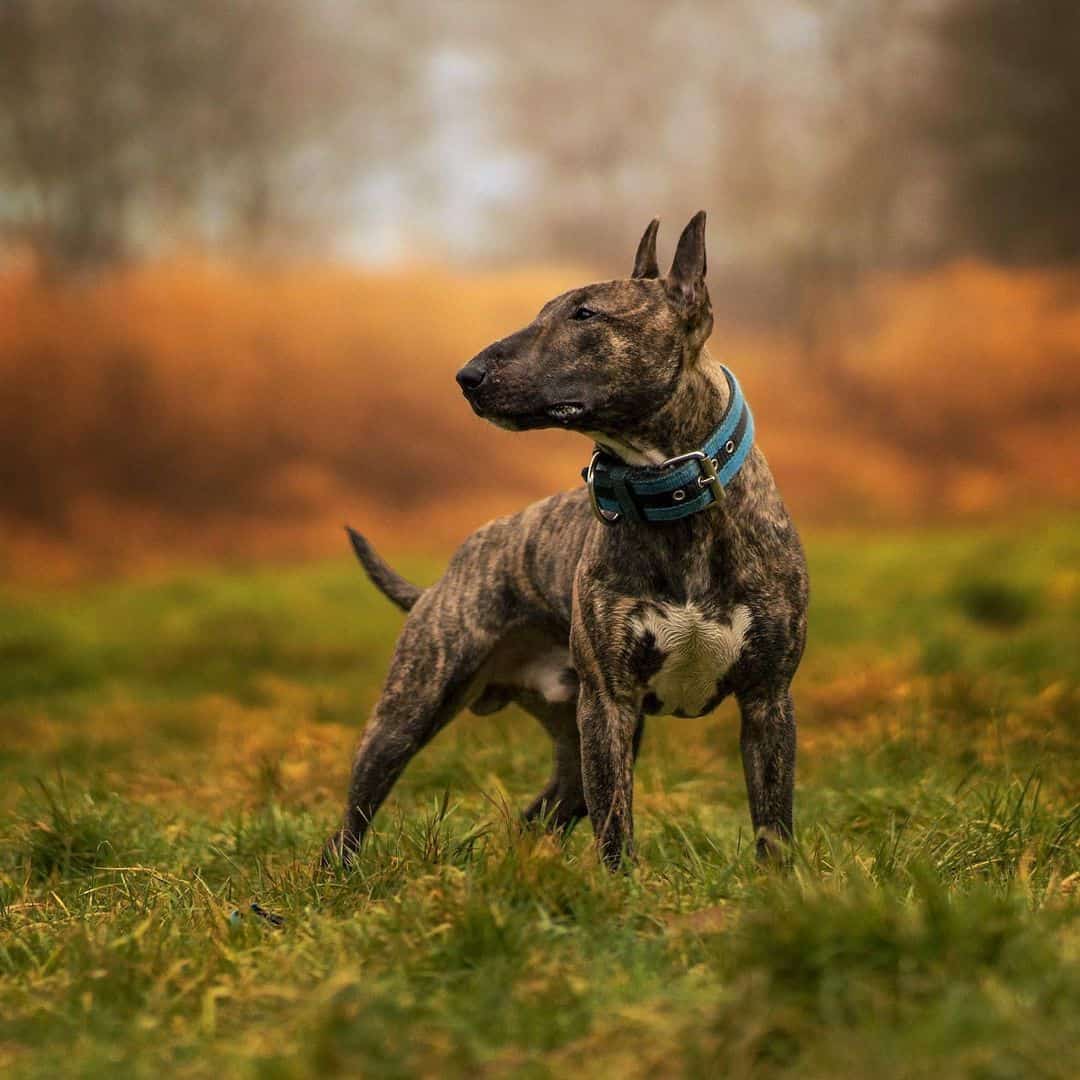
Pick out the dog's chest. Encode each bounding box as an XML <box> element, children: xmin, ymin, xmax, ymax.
<box><xmin>635</xmin><ymin>603</ymin><xmax>751</xmax><ymax>717</ymax></box>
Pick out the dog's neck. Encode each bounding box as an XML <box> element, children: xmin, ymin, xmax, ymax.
<box><xmin>588</xmin><ymin>348</ymin><xmax>731</xmax><ymax>467</ymax></box>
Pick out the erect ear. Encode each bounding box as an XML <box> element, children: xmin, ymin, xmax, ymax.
<box><xmin>630</xmin><ymin>217</ymin><xmax>660</xmax><ymax>279</ymax></box>
<box><xmin>665</xmin><ymin>211</ymin><xmax>712</xmax><ymax>347</ymax></box>
<box><xmin>665</xmin><ymin>210</ymin><xmax>707</xmax><ymax>306</ymax></box>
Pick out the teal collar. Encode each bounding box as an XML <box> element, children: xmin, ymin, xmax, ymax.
<box><xmin>583</xmin><ymin>365</ymin><xmax>754</xmax><ymax>524</ymax></box>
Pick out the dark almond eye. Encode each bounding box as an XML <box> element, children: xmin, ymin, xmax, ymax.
<box><xmin>570</xmin><ymin>305</ymin><xmax>598</xmax><ymax>321</ymax></box>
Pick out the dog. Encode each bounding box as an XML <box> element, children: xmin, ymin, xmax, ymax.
<box><xmin>325</xmin><ymin>212</ymin><xmax>808</xmax><ymax>870</ymax></box>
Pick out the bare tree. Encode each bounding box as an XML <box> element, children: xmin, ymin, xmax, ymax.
<box><xmin>926</xmin><ymin>0</ymin><xmax>1080</xmax><ymax>263</ymax></box>
<box><xmin>0</xmin><ymin>0</ymin><xmax>428</xmax><ymax>269</ymax></box>
<box><xmin>3</xmin><ymin>0</ymin><xmax>1077</xmax><ymax>276</ymax></box>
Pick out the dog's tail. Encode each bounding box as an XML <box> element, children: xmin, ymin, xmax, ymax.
<box><xmin>345</xmin><ymin>526</ymin><xmax>423</xmax><ymax>612</ymax></box>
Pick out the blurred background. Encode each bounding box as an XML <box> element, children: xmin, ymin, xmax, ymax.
<box><xmin>1</xmin><ymin>0</ymin><xmax>1078</xmax><ymax>579</ymax></box>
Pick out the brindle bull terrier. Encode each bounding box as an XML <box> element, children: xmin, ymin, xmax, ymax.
<box><xmin>325</xmin><ymin>212</ymin><xmax>808</xmax><ymax>871</ymax></box>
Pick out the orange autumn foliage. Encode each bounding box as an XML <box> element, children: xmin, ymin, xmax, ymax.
<box><xmin>1</xmin><ymin>257</ymin><xmax>1077</xmax><ymax>579</ymax></box>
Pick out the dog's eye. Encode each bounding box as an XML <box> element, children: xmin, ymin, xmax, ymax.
<box><xmin>570</xmin><ymin>305</ymin><xmax>598</xmax><ymax>321</ymax></box>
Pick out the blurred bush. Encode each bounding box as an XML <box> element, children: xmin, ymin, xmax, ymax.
<box><xmin>0</xmin><ymin>259</ymin><xmax>1077</xmax><ymax>578</ymax></box>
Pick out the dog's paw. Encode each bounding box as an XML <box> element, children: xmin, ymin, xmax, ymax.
<box><xmin>319</xmin><ymin>829</ymin><xmax>358</xmax><ymax>873</ymax></box>
<box><xmin>754</xmin><ymin>826</ymin><xmax>793</xmax><ymax>869</ymax></box>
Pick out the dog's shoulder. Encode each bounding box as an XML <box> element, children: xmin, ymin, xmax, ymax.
<box><xmin>441</xmin><ymin>486</ymin><xmax>593</xmax><ymax>624</ymax></box>
<box><xmin>454</xmin><ymin>487</ymin><xmax>592</xmax><ymax>551</ymax></box>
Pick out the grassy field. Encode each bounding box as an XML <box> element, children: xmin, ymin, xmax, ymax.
<box><xmin>1</xmin><ymin>520</ymin><xmax>1078</xmax><ymax>1078</ymax></box>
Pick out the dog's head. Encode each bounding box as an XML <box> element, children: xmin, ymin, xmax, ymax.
<box><xmin>456</xmin><ymin>212</ymin><xmax>713</xmax><ymax>442</ymax></box>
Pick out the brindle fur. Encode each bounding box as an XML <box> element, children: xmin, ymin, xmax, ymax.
<box><xmin>325</xmin><ymin>212</ymin><xmax>808</xmax><ymax>870</ymax></box>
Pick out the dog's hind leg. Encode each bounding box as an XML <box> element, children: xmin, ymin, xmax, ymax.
<box><xmin>323</xmin><ymin>585</ymin><xmax>503</xmax><ymax>868</ymax></box>
<box><xmin>519</xmin><ymin>698</ymin><xmax>587</xmax><ymax>830</ymax></box>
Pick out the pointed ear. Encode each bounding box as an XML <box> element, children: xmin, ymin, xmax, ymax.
<box><xmin>631</xmin><ymin>217</ymin><xmax>660</xmax><ymax>279</ymax></box>
<box><xmin>666</xmin><ymin>210</ymin><xmax>707</xmax><ymax>305</ymax></box>
<box><xmin>665</xmin><ymin>211</ymin><xmax>712</xmax><ymax>347</ymax></box>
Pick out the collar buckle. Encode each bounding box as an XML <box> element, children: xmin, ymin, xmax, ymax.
<box><xmin>662</xmin><ymin>449</ymin><xmax>725</xmax><ymax>507</ymax></box>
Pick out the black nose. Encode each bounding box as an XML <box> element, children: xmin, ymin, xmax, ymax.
<box><xmin>456</xmin><ymin>360</ymin><xmax>487</xmax><ymax>392</ymax></box>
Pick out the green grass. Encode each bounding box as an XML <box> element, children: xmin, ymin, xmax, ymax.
<box><xmin>1</xmin><ymin>519</ymin><xmax>1078</xmax><ymax>1078</ymax></box>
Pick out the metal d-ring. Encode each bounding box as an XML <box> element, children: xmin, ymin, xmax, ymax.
<box><xmin>586</xmin><ymin>449</ymin><xmax>621</xmax><ymax>525</ymax></box>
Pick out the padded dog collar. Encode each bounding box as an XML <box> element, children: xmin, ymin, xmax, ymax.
<box><xmin>583</xmin><ymin>365</ymin><xmax>754</xmax><ymax>524</ymax></box>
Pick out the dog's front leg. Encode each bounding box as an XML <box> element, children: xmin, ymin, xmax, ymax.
<box><xmin>736</xmin><ymin>684</ymin><xmax>796</xmax><ymax>862</ymax></box>
<box><xmin>576</xmin><ymin>682</ymin><xmax>639</xmax><ymax>869</ymax></box>
<box><xmin>571</xmin><ymin>581</ymin><xmax>642</xmax><ymax>870</ymax></box>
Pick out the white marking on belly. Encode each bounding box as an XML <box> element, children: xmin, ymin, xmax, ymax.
<box><xmin>637</xmin><ymin>603</ymin><xmax>752</xmax><ymax>716</ymax></box>
<box><xmin>516</xmin><ymin>647</ymin><xmax>576</xmax><ymax>704</ymax></box>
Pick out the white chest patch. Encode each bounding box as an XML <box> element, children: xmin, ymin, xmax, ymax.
<box><xmin>637</xmin><ymin>603</ymin><xmax>752</xmax><ymax>716</ymax></box>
